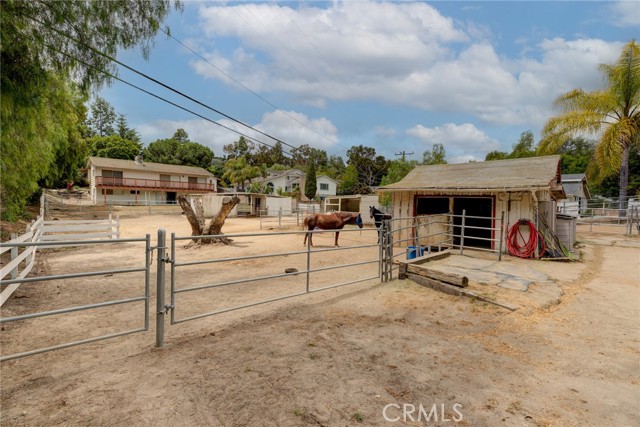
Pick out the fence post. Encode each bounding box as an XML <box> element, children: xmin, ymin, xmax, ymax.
<box><xmin>460</xmin><ymin>210</ymin><xmax>466</xmax><ymax>255</ymax></box>
<box><xmin>306</xmin><ymin>229</ymin><xmax>312</xmax><ymax>292</ymax></box>
<box><xmin>278</xmin><ymin>207</ymin><xmax>282</xmax><ymax>228</ymax></box>
<box><xmin>10</xmin><ymin>233</ymin><xmax>18</xmax><ymax>280</ymax></box>
<box><xmin>498</xmin><ymin>211</ymin><xmax>505</xmax><ymax>261</ymax></box>
<box><xmin>156</xmin><ymin>229</ymin><xmax>167</xmax><ymax>348</ymax></box>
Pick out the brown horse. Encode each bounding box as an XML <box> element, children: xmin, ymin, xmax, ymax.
<box><xmin>303</xmin><ymin>212</ymin><xmax>363</xmax><ymax>247</ymax></box>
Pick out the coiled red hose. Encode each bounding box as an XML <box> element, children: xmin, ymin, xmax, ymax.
<box><xmin>506</xmin><ymin>219</ymin><xmax>545</xmax><ymax>259</ymax></box>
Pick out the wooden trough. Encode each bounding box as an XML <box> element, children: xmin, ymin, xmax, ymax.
<box><xmin>398</xmin><ymin>250</ymin><xmax>518</xmax><ymax>311</ymax></box>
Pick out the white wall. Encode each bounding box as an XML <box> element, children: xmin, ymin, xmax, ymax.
<box><xmin>265</xmin><ymin>196</ymin><xmax>293</xmax><ymax>215</ymax></box>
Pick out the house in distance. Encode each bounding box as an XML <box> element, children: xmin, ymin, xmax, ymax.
<box><xmin>87</xmin><ymin>156</ymin><xmax>217</xmax><ymax>205</ymax></box>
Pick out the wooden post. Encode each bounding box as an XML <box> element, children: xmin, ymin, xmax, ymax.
<box><xmin>10</xmin><ymin>233</ymin><xmax>18</xmax><ymax>280</ymax></box>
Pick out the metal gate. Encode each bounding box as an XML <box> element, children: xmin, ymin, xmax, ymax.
<box><xmin>154</xmin><ymin>227</ymin><xmax>387</xmax><ymax>347</ymax></box>
<box><xmin>0</xmin><ymin>236</ymin><xmax>152</xmax><ymax>361</ymax></box>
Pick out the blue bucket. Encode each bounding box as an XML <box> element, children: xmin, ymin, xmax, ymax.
<box><xmin>406</xmin><ymin>245</ymin><xmax>425</xmax><ymax>260</ymax></box>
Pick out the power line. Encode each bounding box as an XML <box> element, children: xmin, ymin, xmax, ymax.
<box><xmin>159</xmin><ymin>27</ymin><xmax>342</xmax><ymax>150</ymax></box>
<box><xmin>45</xmin><ymin>42</ymin><xmax>293</xmax><ymax>157</ymax></box>
<box><xmin>394</xmin><ymin>151</ymin><xmax>414</xmax><ymax>160</ymax></box>
<box><xmin>25</xmin><ymin>13</ymin><xmax>298</xmax><ymax>152</ymax></box>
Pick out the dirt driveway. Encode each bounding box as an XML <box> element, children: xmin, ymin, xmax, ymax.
<box><xmin>1</xmin><ymin>216</ymin><xmax>638</xmax><ymax>426</ymax></box>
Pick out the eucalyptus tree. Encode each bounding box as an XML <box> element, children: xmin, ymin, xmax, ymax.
<box><xmin>538</xmin><ymin>41</ymin><xmax>640</xmax><ymax>209</ymax></box>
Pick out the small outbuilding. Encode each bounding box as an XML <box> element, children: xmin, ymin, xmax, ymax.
<box><xmin>558</xmin><ymin>174</ymin><xmax>591</xmax><ymax>216</ymax></box>
<box><xmin>378</xmin><ymin>156</ymin><xmax>566</xmax><ymax>251</ymax></box>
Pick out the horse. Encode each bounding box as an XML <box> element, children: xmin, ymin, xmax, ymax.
<box><xmin>303</xmin><ymin>212</ymin><xmax>363</xmax><ymax>247</ymax></box>
<box><xmin>370</xmin><ymin>206</ymin><xmax>392</xmax><ymax>243</ymax></box>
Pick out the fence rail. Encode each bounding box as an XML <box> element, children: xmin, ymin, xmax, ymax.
<box><xmin>383</xmin><ymin>211</ymin><xmax>506</xmax><ymax>280</ymax></box>
<box><xmin>258</xmin><ymin>207</ymin><xmax>322</xmax><ymax>229</ymax></box>
<box><xmin>557</xmin><ymin>200</ymin><xmax>640</xmax><ymax>235</ymax></box>
<box><xmin>0</xmin><ymin>235</ymin><xmax>151</xmax><ymax>361</ymax></box>
<box><xmin>157</xmin><ymin>227</ymin><xmax>381</xmax><ymax>345</ymax></box>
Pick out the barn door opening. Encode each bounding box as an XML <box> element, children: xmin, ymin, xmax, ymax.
<box><xmin>453</xmin><ymin>197</ymin><xmax>493</xmax><ymax>249</ymax></box>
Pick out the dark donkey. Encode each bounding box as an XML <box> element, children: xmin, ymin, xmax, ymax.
<box><xmin>303</xmin><ymin>212</ymin><xmax>363</xmax><ymax>247</ymax></box>
<box><xmin>370</xmin><ymin>206</ymin><xmax>392</xmax><ymax>243</ymax></box>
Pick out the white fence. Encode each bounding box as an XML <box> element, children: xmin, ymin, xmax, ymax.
<box><xmin>556</xmin><ymin>197</ymin><xmax>640</xmax><ymax>235</ymax></box>
<box><xmin>0</xmin><ymin>213</ymin><xmax>120</xmax><ymax>307</ymax></box>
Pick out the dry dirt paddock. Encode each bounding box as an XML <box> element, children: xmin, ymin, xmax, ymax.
<box><xmin>1</xmin><ymin>215</ymin><xmax>639</xmax><ymax>427</ymax></box>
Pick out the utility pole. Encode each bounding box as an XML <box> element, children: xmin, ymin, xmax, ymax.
<box><xmin>394</xmin><ymin>151</ymin><xmax>414</xmax><ymax>161</ymax></box>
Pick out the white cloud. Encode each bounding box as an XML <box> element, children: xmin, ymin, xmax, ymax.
<box><xmin>609</xmin><ymin>1</ymin><xmax>640</xmax><ymax>27</ymax></box>
<box><xmin>407</xmin><ymin>123</ymin><xmax>499</xmax><ymax>163</ymax></box>
<box><xmin>190</xmin><ymin>1</ymin><xmax>624</xmax><ymax>133</ymax></box>
<box><xmin>136</xmin><ymin>110</ymin><xmax>339</xmax><ymax>156</ymax></box>
<box><xmin>257</xmin><ymin>110</ymin><xmax>339</xmax><ymax>151</ymax></box>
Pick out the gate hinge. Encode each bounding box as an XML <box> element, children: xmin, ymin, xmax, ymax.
<box><xmin>158</xmin><ymin>304</ymin><xmax>174</xmax><ymax>315</ymax></box>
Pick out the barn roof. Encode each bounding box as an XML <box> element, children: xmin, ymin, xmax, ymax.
<box><xmin>379</xmin><ymin>155</ymin><xmax>564</xmax><ymax>195</ymax></box>
<box><xmin>88</xmin><ymin>156</ymin><xmax>214</xmax><ymax>177</ymax></box>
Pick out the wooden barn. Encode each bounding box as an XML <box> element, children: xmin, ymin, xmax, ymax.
<box><xmin>378</xmin><ymin>156</ymin><xmax>566</xmax><ymax>251</ymax></box>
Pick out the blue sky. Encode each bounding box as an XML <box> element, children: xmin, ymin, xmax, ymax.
<box><xmin>100</xmin><ymin>1</ymin><xmax>639</xmax><ymax>164</ymax></box>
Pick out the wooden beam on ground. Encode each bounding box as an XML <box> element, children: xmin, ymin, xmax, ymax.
<box><xmin>407</xmin><ymin>272</ymin><xmax>518</xmax><ymax>311</ymax></box>
<box><xmin>398</xmin><ymin>249</ymin><xmax>451</xmax><ymax>279</ymax></box>
<box><xmin>406</xmin><ymin>264</ymin><xmax>468</xmax><ymax>287</ymax></box>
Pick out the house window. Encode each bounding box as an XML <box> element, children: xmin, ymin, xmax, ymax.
<box><xmin>104</xmin><ymin>189</ymin><xmax>113</xmax><ymax>195</ymax></box>
<box><xmin>319</xmin><ymin>183</ymin><xmax>329</xmax><ymax>191</ymax></box>
<box><xmin>102</xmin><ymin>170</ymin><xmax>123</xmax><ymax>185</ymax></box>
<box><xmin>160</xmin><ymin>174</ymin><xmax>171</xmax><ymax>181</ymax></box>
<box><xmin>130</xmin><ymin>190</ymin><xmax>139</xmax><ymax>195</ymax></box>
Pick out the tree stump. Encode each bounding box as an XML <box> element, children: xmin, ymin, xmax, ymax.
<box><xmin>177</xmin><ymin>195</ymin><xmax>240</xmax><ymax>245</ymax></box>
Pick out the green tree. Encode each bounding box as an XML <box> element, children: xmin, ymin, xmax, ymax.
<box><xmin>0</xmin><ymin>1</ymin><xmax>180</xmax><ymax>220</ymax></box>
<box><xmin>509</xmin><ymin>131</ymin><xmax>537</xmax><ymax>158</ymax></box>
<box><xmin>143</xmin><ymin>138</ymin><xmax>179</xmax><ymax>164</ymax></box>
<box><xmin>558</xmin><ymin>137</ymin><xmax>596</xmax><ymax>174</ymax></box>
<box><xmin>87</xmin><ymin>97</ymin><xmax>116</xmax><ymax>136</ymax></box>
<box><xmin>485</xmin><ymin>150</ymin><xmax>509</xmax><ymax>161</ymax></box>
<box><xmin>253</xmin><ymin>141</ymin><xmax>290</xmax><ymax>168</ymax></box>
<box><xmin>305</xmin><ymin>161</ymin><xmax>318</xmax><ymax>200</ymax></box>
<box><xmin>173</xmin><ymin>128</ymin><xmax>189</xmax><ymax>143</ymax></box>
<box><xmin>89</xmin><ymin>135</ymin><xmax>141</xmax><ymax>160</ymax></box>
<box><xmin>116</xmin><ymin>114</ymin><xmax>141</xmax><ymax>144</ymax></box>
<box><xmin>379</xmin><ymin>157</ymin><xmax>419</xmax><ymax>206</ymax></box>
<box><xmin>223</xmin><ymin>156</ymin><xmax>261</xmax><ymax>191</ymax></box>
<box><xmin>223</xmin><ymin>136</ymin><xmax>255</xmax><ymax>163</ymax></box>
<box><xmin>143</xmin><ymin>129</ymin><xmax>214</xmax><ymax>168</ymax></box>
<box><xmin>539</xmin><ymin>41</ymin><xmax>640</xmax><ymax>209</ymax></box>
<box><xmin>346</xmin><ymin>145</ymin><xmax>389</xmax><ymax>193</ymax></box>
<box><xmin>422</xmin><ymin>144</ymin><xmax>447</xmax><ymax>165</ymax></box>
<box><xmin>1</xmin><ymin>76</ymin><xmax>86</xmax><ymax>219</ymax></box>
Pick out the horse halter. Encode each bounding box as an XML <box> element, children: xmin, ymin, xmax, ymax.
<box><xmin>355</xmin><ymin>213</ymin><xmax>363</xmax><ymax>228</ymax></box>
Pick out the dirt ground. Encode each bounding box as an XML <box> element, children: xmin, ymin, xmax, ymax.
<box><xmin>1</xmin><ymin>214</ymin><xmax>639</xmax><ymax>426</ymax></box>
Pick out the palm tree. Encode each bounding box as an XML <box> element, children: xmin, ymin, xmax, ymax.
<box><xmin>538</xmin><ymin>40</ymin><xmax>640</xmax><ymax>212</ymax></box>
<box><xmin>222</xmin><ymin>156</ymin><xmax>261</xmax><ymax>191</ymax></box>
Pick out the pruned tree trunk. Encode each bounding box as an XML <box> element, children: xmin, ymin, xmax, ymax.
<box><xmin>177</xmin><ymin>195</ymin><xmax>240</xmax><ymax>245</ymax></box>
